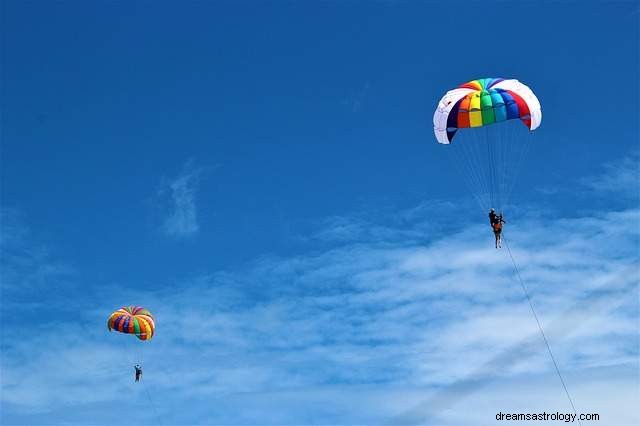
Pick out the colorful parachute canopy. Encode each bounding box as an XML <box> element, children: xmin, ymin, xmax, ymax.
<box><xmin>433</xmin><ymin>78</ymin><xmax>541</xmax><ymax>144</ymax></box>
<box><xmin>107</xmin><ymin>306</ymin><xmax>155</xmax><ymax>341</ymax></box>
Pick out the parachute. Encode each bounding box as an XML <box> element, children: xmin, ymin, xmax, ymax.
<box><xmin>433</xmin><ymin>78</ymin><xmax>541</xmax><ymax>211</ymax></box>
<box><xmin>107</xmin><ymin>306</ymin><xmax>155</xmax><ymax>341</ymax></box>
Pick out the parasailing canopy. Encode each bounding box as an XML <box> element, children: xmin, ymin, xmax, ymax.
<box><xmin>434</xmin><ymin>78</ymin><xmax>541</xmax><ymax>144</ymax></box>
<box><xmin>107</xmin><ymin>306</ymin><xmax>155</xmax><ymax>341</ymax></box>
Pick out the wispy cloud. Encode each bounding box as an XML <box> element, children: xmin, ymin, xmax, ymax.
<box><xmin>582</xmin><ymin>150</ymin><xmax>639</xmax><ymax>200</ymax></box>
<box><xmin>157</xmin><ymin>159</ymin><xmax>203</xmax><ymax>238</ymax></box>
<box><xmin>0</xmin><ymin>208</ymin><xmax>76</xmax><ymax>304</ymax></box>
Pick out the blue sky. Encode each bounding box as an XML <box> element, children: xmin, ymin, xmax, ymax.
<box><xmin>1</xmin><ymin>1</ymin><xmax>638</xmax><ymax>425</ymax></box>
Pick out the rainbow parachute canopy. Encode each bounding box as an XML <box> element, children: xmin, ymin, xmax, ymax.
<box><xmin>433</xmin><ymin>78</ymin><xmax>542</xmax><ymax>144</ymax></box>
<box><xmin>107</xmin><ymin>306</ymin><xmax>155</xmax><ymax>341</ymax></box>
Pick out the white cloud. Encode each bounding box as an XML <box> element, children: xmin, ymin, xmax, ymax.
<box><xmin>582</xmin><ymin>150</ymin><xmax>639</xmax><ymax>200</ymax></box>
<box><xmin>157</xmin><ymin>160</ymin><xmax>203</xmax><ymax>238</ymax></box>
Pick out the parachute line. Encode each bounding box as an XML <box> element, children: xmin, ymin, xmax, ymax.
<box><xmin>448</xmin><ymin>144</ymin><xmax>488</xmax><ymax>211</ymax></box>
<box><xmin>504</xmin><ymin>132</ymin><xmax>532</xmax><ymax>206</ymax></box>
<box><xmin>142</xmin><ymin>380</ymin><xmax>164</xmax><ymax>426</ymax></box>
<box><xmin>503</xmin><ymin>235</ymin><xmax>582</xmax><ymax>426</ymax></box>
<box><xmin>445</xmin><ymin>120</ymin><xmax>532</xmax><ymax>213</ymax></box>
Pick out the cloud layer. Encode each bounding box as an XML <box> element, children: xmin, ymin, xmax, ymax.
<box><xmin>1</xmin><ymin>194</ymin><xmax>638</xmax><ymax>425</ymax></box>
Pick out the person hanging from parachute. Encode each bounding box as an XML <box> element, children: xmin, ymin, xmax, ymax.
<box><xmin>134</xmin><ymin>364</ymin><xmax>143</xmax><ymax>382</ymax></box>
<box><xmin>492</xmin><ymin>213</ymin><xmax>506</xmax><ymax>249</ymax></box>
<box><xmin>433</xmin><ymin>78</ymin><xmax>541</xmax><ymax>246</ymax></box>
<box><xmin>488</xmin><ymin>208</ymin><xmax>506</xmax><ymax>248</ymax></box>
<box><xmin>107</xmin><ymin>306</ymin><xmax>155</xmax><ymax>381</ymax></box>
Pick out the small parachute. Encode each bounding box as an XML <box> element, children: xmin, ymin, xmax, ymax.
<box><xmin>107</xmin><ymin>306</ymin><xmax>155</xmax><ymax>341</ymax></box>
<box><xmin>433</xmin><ymin>78</ymin><xmax>542</xmax><ymax>210</ymax></box>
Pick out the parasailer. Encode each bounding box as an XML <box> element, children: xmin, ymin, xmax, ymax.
<box><xmin>434</xmin><ymin>78</ymin><xmax>541</xmax><ymax>245</ymax></box>
<box><xmin>488</xmin><ymin>208</ymin><xmax>506</xmax><ymax>248</ymax></box>
<box><xmin>107</xmin><ymin>306</ymin><xmax>155</xmax><ymax>380</ymax></box>
<box><xmin>434</xmin><ymin>81</ymin><xmax>581</xmax><ymax>417</ymax></box>
<box><xmin>134</xmin><ymin>364</ymin><xmax>143</xmax><ymax>382</ymax></box>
